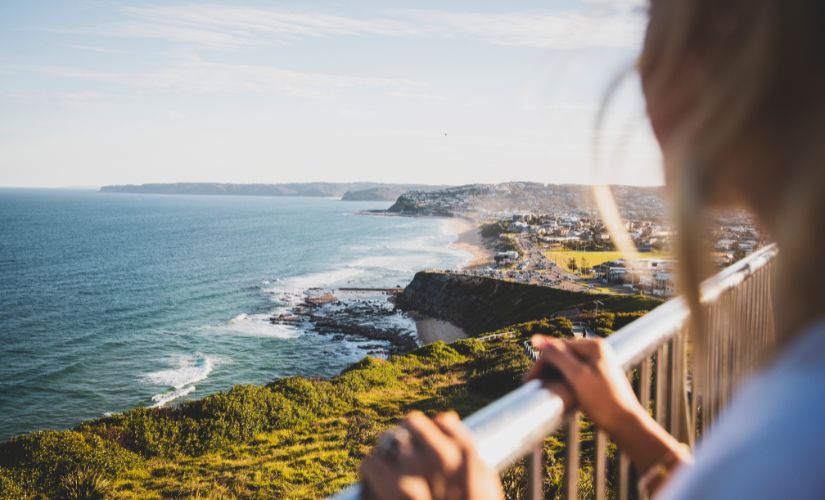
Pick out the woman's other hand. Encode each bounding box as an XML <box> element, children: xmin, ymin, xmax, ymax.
<box><xmin>359</xmin><ymin>411</ymin><xmax>504</xmax><ymax>500</ymax></box>
<box><xmin>525</xmin><ymin>336</ymin><xmax>643</xmax><ymax>434</ymax></box>
<box><xmin>526</xmin><ymin>335</ymin><xmax>692</xmax><ymax>491</ymax></box>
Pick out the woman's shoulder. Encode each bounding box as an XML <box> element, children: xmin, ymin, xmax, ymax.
<box><xmin>658</xmin><ymin>319</ymin><xmax>825</xmax><ymax>499</ymax></box>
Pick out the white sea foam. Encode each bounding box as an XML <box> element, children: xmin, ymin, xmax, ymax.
<box><xmin>224</xmin><ymin>312</ymin><xmax>301</xmax><ymax>338</ymax></box>
<box><xmin>144</xmin><ymin>353</ymin><xmax>215</xmax><ymax>389</ymax></box>
<box><xmin>150</xmin><ymin>385</ymin><xmax>196</xmax><ymax>408</ymax></box>
<box><xmin>143</xmin><ymin>353</ymin><xmax>217</xmax><ymax>407</ymax></box>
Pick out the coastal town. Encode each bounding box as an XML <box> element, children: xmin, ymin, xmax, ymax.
<box><xmin>449</xmin><ymin>211</ymin><xmax>764</xmax><ymax>298</ymax></box>
<box><xmin>393</xmin><ymin>184</ymin><xmax>766</xmax><ymax>298</ymax></box>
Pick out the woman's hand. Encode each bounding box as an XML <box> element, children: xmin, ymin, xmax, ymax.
<box><xmin>359</xmin><ymin>411</ymin><xmax>504</xmax><ymax>500</ymax></box>
<box><xmin>525</xmin><ymin>335</ymin><xmax>692</xmax><ymax>484</ymax></box>
<box><xmin>525</xmin><ymin>336</ymin><xmax>643</xmax><ymax>434</ymax></box>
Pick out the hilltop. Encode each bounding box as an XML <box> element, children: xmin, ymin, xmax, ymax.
<box><xmin>341</xmin><ymin>185</ymin><xmax>447</xmax><ymax>202</ymax></box>
<box><xmin>100</xmin><ymin>182</ymin><xmax>447</xmax><ymax>201</ymax></box>
<box><xmin>388</xmin><ymin>182</ymin><xmax>668</xmax><ymax>221</ymax></box>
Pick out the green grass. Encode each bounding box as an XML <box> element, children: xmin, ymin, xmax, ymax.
<box><xmin>544</xmin><ymin>250</ymin><xmax>670</xmax><ymax>272</ymax></box>
<box><xmin>0</xmin><ymin>340</ymin><xmax>533</xmax><ymax>499</ymax></box>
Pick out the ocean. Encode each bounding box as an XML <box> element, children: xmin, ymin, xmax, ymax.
<box><xmin>0</xmin><ymin>188</ymin><xmax>469</xmax><ymax>441</ymax></box>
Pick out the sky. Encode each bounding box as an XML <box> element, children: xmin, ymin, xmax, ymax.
<box><xmin>0</xmin><ymin>0</ymin><xmax>663</xmax><ymax>188</ymax></box>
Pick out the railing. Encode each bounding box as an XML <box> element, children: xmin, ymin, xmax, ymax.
<box><xmin>333</xmin><ymin>244</ymin><xmax>778</xmax><ymax>500</ymax></box>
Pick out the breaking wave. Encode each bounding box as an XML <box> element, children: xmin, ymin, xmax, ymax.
<box><xmin>143</xmin><ymin>353</ymin><xmax>217</xmax><ymax>408</ymax></box>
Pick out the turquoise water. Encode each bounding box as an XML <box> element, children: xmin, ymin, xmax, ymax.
<box><xmin>0</xmin><ymin>189</ymin><xmax>467</xmax><ymax>441</ymax></box>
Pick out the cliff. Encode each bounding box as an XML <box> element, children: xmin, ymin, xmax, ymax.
<box><xmin>399</xmin><ymin>271</ymin><xmax>662</xmax><ymax>335</ymax></box>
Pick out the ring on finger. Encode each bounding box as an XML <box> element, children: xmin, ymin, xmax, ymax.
<box><xmin>376</xmin><ymin>427</ymin><xmax>412</xmax><ymax>462</ymax></box>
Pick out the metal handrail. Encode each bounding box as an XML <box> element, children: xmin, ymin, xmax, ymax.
<box><xmin>332</xmin><ymin>244</ymin><xmax>778</xmax><ymax>500</ymax></box>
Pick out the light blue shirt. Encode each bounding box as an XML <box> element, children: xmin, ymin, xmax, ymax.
<box><xmin>659</xmin><ymin>320</ymin><xmax>825</xmax><ymax>499</ymax></box>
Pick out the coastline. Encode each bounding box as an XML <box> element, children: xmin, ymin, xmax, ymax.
<box><xmin>448</xmin><ymin>218</ymin><xmax>494</xmax><ymax>269</ymax></box>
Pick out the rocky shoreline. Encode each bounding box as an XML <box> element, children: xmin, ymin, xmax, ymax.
<box><xmin>270</xmin><ymin>288</ymin><xmax>420</xmax><ymax>355</ymax></box>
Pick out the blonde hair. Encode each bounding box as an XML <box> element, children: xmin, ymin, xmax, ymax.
<box><xmin>596</xmin><ymin>0</ymin><xmax>825</xmax><ymax>398</ymax></box>
<box><xmin>641</xmin><ymin>0</ymin><xmax>825</xmax><ymax>345</ymax></box>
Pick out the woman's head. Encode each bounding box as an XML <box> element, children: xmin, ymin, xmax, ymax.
<box><xmin>632</xmin><ymin>0</ymin><xmax>825</xmax><ymax>346</ymax></box>
<box><xmin>639</xmin><ymin>0</ymin><xmax>825</xmax><ymax>214</ymax></box>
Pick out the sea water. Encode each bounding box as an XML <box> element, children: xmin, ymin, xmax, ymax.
<box><xmin>0</xmin><ymin>188</ymin><xmax>469</xmax><ymax>441</ymax></box>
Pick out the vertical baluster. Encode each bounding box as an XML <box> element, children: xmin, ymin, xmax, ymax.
<box><xmin>716</xmin><ymin>293</ymin><xmax>723</xmax><ymax>412</ymax></box>
<box><xmin>640</xmin><ymin>357</ymin><xmax>651</xmax><ymax>414</ymax></box>
<box><xmin>688</xmin><ymin>320</ymin><xmax>699</xmax><ymax>443</ymax></box>
<box><xmin>668</xmin><ymin>337</ymin><xmax>679</xmax><ymax>439</ymax></box>
<box><xmin>700</xmin><ymin>305</ymin><xmax>709</xmax><ymax>433</ymax></box>
<box><xmin>526</xmin><ymin>443</ymin><xmax>543</xmax><ymax>500</ymax></box>
<box><xmin>619</xmin><ymin>452</ymin><xmax>630</xmax><ymax>500</ymax></box>
<box><xmin>707</xmin><ymin>302</ymin><xmax>717</xmax><ymax>428</ymax></box>
<box><xmin>594</xmin><ymin>429</ymin><xmax>607</xmax><ymax>500</ymax></box>
<box><xmin>727</xmin><ymin>291</ymin><xmax>734</xmax><ymax>408</ymax></box>
<box><xmin>635</xmin><ymin>357</ymin><xmax>652</xmax><ymax>499</ymax></box>
<box><xmin>743</xmin><ymin>274</ymin><xmax>752</xmax><ymax>383</ymax></box>
<box><xmin>565</xmin><ymin>413</ymin><xmax>580</xmax><ymax>500</ymax></box>
<box><xmin>656</xmin><ymin>344</ymin><xmax>667</xmax><ymax>427</ymax></box>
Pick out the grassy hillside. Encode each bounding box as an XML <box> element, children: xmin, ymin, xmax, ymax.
<box><xmin>0</xmin><ymin>294</ymin><xmax>657</xmax><ymax>499</ymax></box>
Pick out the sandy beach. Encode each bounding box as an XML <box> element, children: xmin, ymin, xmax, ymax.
<box><xmin>415</xmin><ymin>317</ymin><xmax>467</xmax><ymax>344</ymax></box>
<box><xmin>449</xmin><ymin>218</ymin><xmax>494</xmax><ymax>269</ymax></box>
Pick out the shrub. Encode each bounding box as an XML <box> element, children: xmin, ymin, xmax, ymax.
<box><xmin>183</xmin><ymin>385</ymin><xmax>314</xmax><ymax>453</ymax></box>
<box><xmin>343</xmin><ymin>411</ymin><xmax>380</xmax><ymax>459</ymax></box>
<box><xmin>579</xmin><ymin>311</ymin><xmax>615</xmax><ymax>331</ymax></box>
<box><xmin>122</xmin><ymin>408</ymin><xmax>186</xmax><ymax>458</ymax></box>
<box><xmin>511</xmin><ymin>316</ymin><xmax>573</xmax><ymax>339</ymax></box>
<box><xmin>594</xmin><ymin>327</ymin><xmax>613</xmax><ymax>338</ymax></box>
<box><xmin>0</xmin><ymin>430</ymin><xmax>138</xmax><ymax>497</ymax></box>
<box><xmin>0</xmin><ymin>468</ymin><xmax>24</xmax><ymax>498</ymax></box>
<box><xmin>549</xmin><ymin>317</ymin><xmax>574</xmax><ymax>336</ymax></box>
<box><xmin>413</xmin><ymin>341</ymin><xmax>463</xmax><ymax>364</ymax></box>
<box><xmin>60</xmin><ymin>465</ymin><xmax>113</xmax><ymax>499</ymax></box>
<box><xmin>467</xmin><ymin>342</ymin><xmax>530</xmax><ymax>398</ymax></box>
<box><xmin>337</xmin><ymin>357</ymin><xmax>402</xmax><ymax>392</ymax></box>
<box><xmin>190</xmin><ymin>386</ymin><xmax>277</xmax><ymax>448</ymax></box>
<box><xmin>613</xmin><ymin>310</ymin><xmax>648</xmax><ymax>330</ymax></box>
<box><xmin>269</xmin><ymin>377</ymin><xmax>350</xmax><ymax>418</ymax></box>
<box><xmin>451</xmin><ymin>338</ymin><xmax>485</xmax><ymax>356</ymax></box>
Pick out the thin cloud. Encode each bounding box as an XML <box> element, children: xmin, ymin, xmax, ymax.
<box><xmin>67</xmin><ymin>4</ymin><xmax>645</xmax><ymax>51</ymax></box>
<box><xmin>82</xmin><ymin>5</ymin><xmax>423</xmax><ymax>50</ymax></box>
<box><xmin>406</xmin><ymin>10</ymin><xmax>644</xmax><ymax>50</ymax></box>
<box><xmin>7</xmin><ymin>62</ymin><xmax>424</xmax><ymax>97</ymax></box>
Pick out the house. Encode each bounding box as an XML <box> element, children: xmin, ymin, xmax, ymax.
<box><xmin>495</xmin><ymin>251</ymin><xmax>519</xmax><ymax>265</ymax></box>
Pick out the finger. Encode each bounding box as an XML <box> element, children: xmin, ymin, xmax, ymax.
<box><xmin>531</xmin><ymin>334</ymin><xmax>555</xmax><ymax>350</ymax></box>
<box><xmin>535</xmin><ymin>341</ymin><xmax>587</xmax><ymax>382</ymax></box>
<box><xmin>565</xmin><ymin>338</ymin><xmax>606</xmax><ymax>361</ymax></box>
<box><xmin>402</xmin><ymin>412</ymin><xmax>461</xmax><ymax>472</ymax></box>
<box><xmin>525</xmin><ymin>339</ymin><xmax>582</xmax><ymax>382</ymax></box>
<box><xmin>546</xmin><ymin>381</ymin><xmax>575</xmax><ymax>409</ymax></box>
<box><xmin>525</xmin><ymin>336</ymin><xmax>559</xmax><ymax>381</ymax></box>
<box><xmin>432</xmin><ymin>412</ymin><xmax>475</xmax><ymax>452</ymax></box>
<box><xmin>360</xmin><ymin>453</ymin><xmax>400</xmax><ymax>499</ymax></box>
